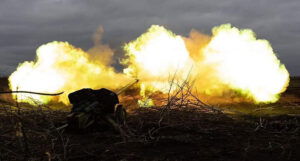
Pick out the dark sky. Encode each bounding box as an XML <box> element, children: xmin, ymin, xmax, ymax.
<box><xmin>0</xmin><ymin>0</ymin><xmax>299</xmax><ymax>76</ymax></box>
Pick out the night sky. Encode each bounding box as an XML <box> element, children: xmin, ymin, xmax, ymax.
<box><xmin>0</xmin><ymin>0</ymin><xmax>299</xmax><ymax>76</ymax></box>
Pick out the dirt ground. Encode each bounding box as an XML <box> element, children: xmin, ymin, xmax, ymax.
<box><xmin>0</xmin><ymin>77</ymin><xmax>299</xmax><ymax>161</ymax></box>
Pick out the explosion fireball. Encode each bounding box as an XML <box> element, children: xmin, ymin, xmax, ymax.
<box><xmin>9</xmin><ymin>41</ymin><xmax>129</xmax><ymax>104</ymax></box>
<box><xmin>197</xmin><ymin>24</ymin><xmax>289</xmax><ymax>103</ymax></box>
<box><xmin>122</xmin><ymin>25</ymin><xmax>194</xmax><ymax>106</ymax></box>
<box><xmin>8</xmin><ymin>24</ymin><xmax>289</xmax><ymax>105</ymax></box>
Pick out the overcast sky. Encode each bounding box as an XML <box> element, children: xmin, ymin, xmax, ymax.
<box><xmin>0</xmin><ymin>0</ymin><xmax>299</xmax><ymax>76</ymax></box>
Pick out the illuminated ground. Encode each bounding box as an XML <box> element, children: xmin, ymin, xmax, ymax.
<box><xmin>0</xmin><ymin>77</ymin><xmax>299</xmax><ymax>161</ymax></box>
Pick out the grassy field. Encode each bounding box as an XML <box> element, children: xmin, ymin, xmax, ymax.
<box><xmin>0</xmin><ymin>77</ymin><xmax>299</xmax><ymax>161</ymax></box>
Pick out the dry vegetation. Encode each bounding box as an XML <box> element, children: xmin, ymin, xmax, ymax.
<box><xmin>0</xmin><ymin>77</ymin><xmax>300</xmax><ymax>161</ymax></box>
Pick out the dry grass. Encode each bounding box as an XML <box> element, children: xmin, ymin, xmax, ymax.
<box><xmin>0</xmin><ymin>102</ymin><xmax>299</xmax><ymax>161</ymax></box>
